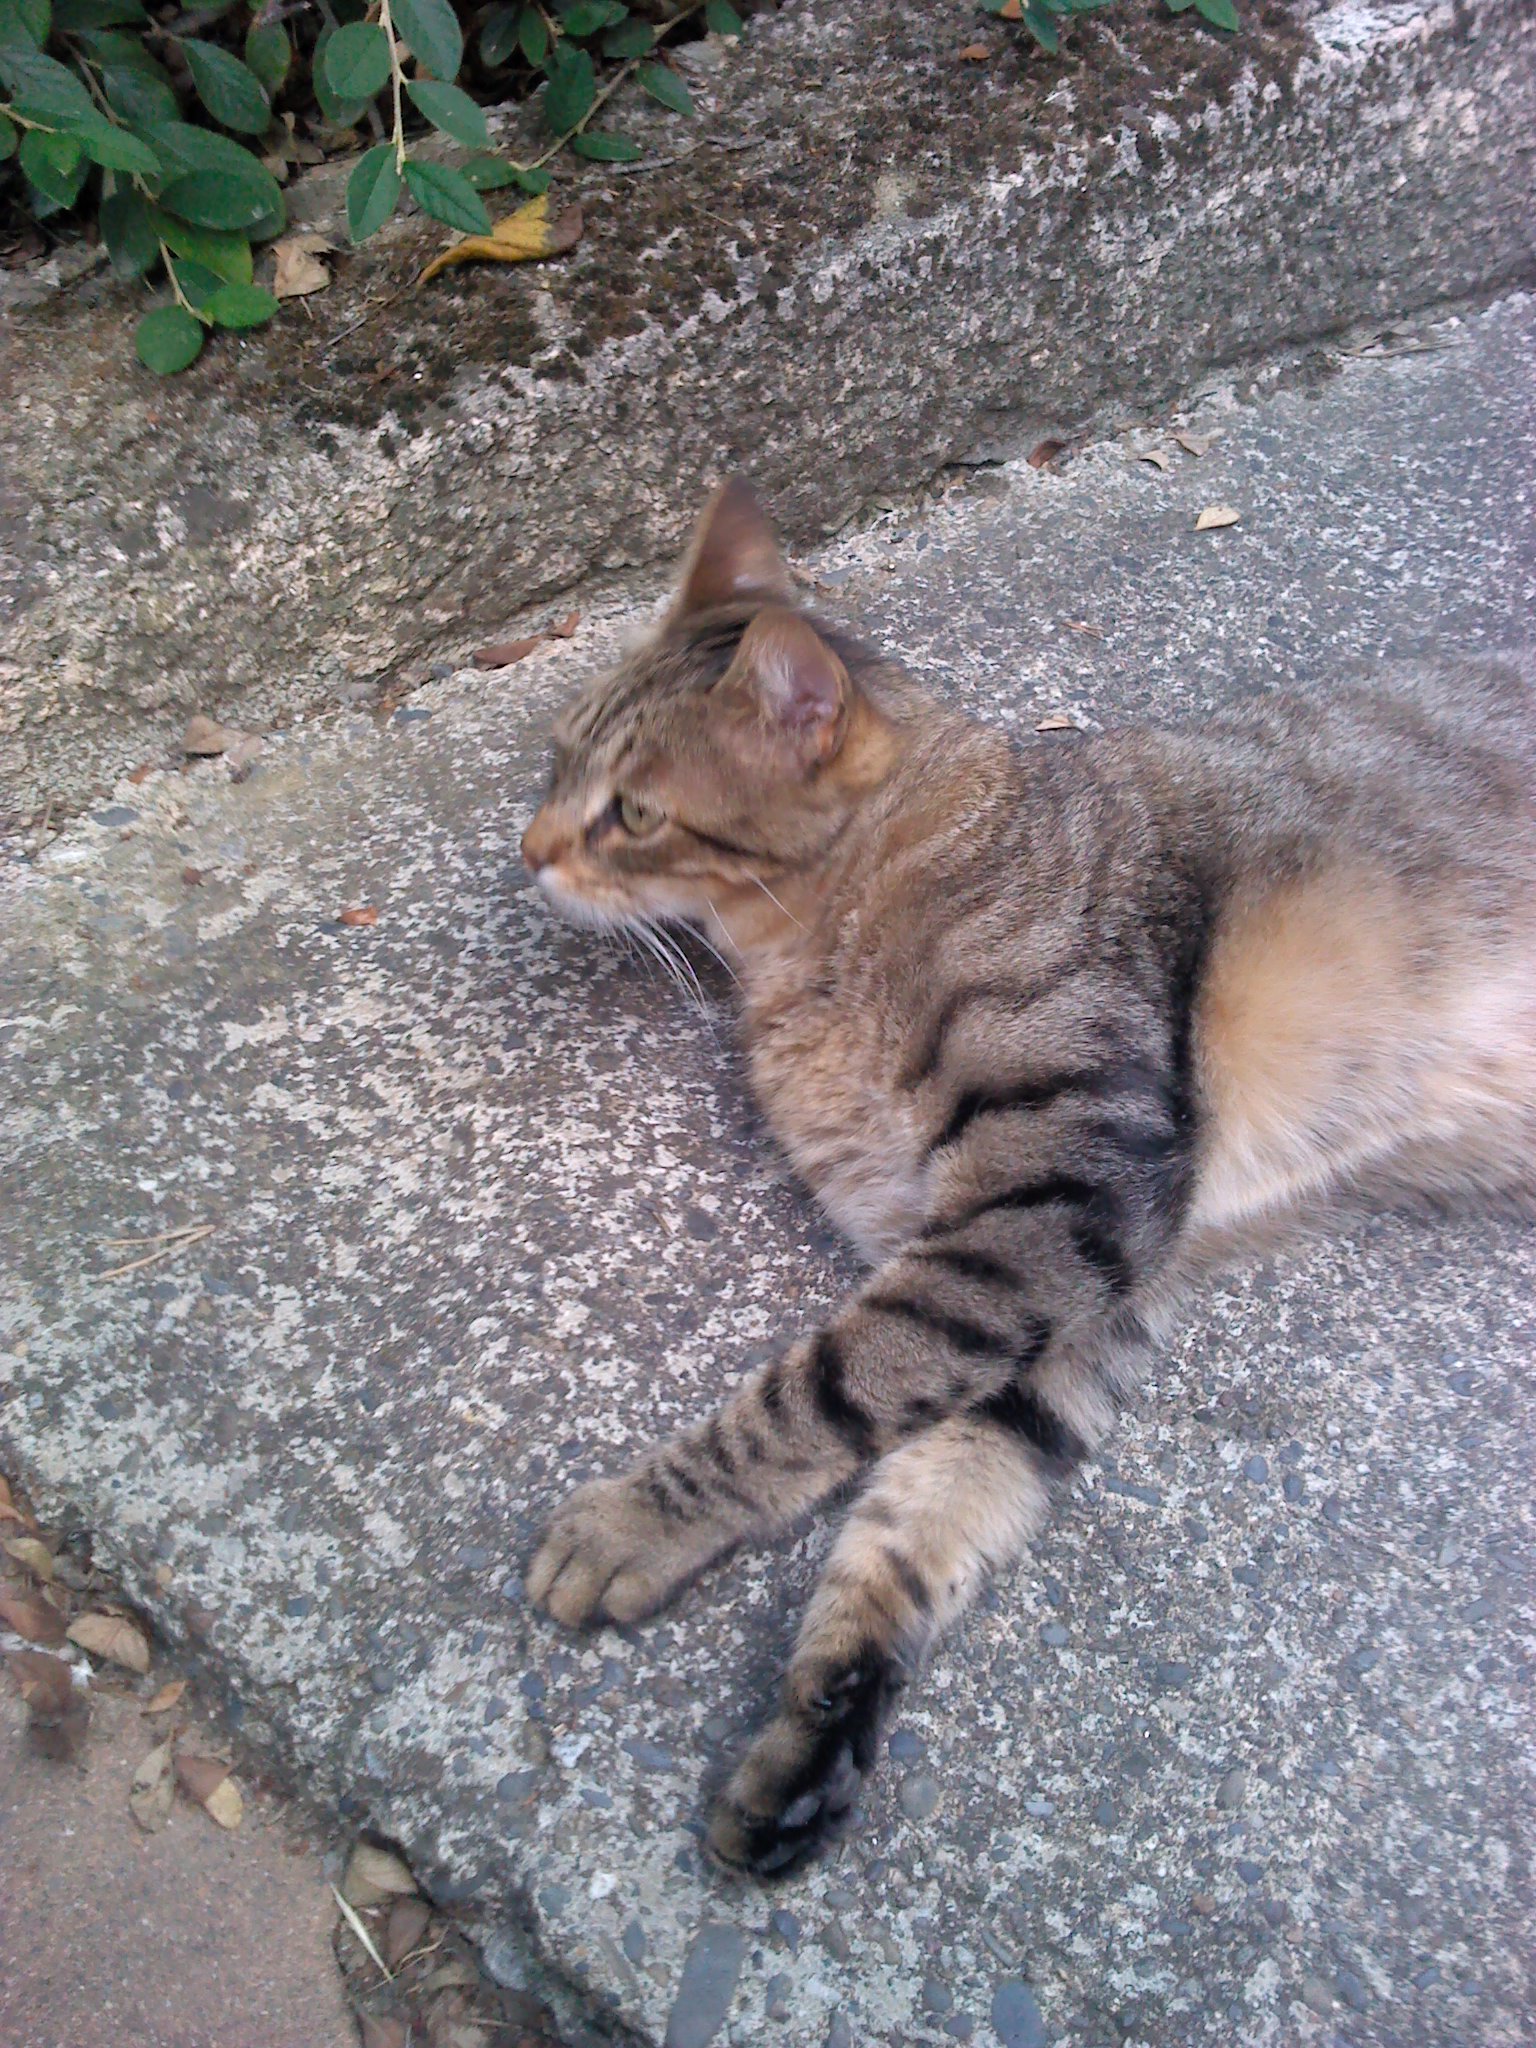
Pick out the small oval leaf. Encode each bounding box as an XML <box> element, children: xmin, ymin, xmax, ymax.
<box><xmin>405</xmin><ymin>78</ymin><xmax>490</xmax><ymax>149</ymax></box>
<box><xmin>346</xmin><ymin>140</ymin><xmax>402</xmax><ymax>242</ymax></box>
<box><xmin>323</xmin><ymin>19</ymin><xmax>390</xmax><ymax>101</ymax></box>
<box><xmin>136</xmin><ymin>303</ymin><xmax>206</xmax><ymax>374</ymax></box>
<box><xmin>180</xmin><ymin>37</ymin><xmax>271</xmax><ymax>135</ymax></box>
<box><xmin>636</xmin><ymin>59</ymin><xmax>693</xmax><ymax>116</ymax></box>
<box><xmin>203</xmin><ymin>280</ymin><xmax>279</xmax><ymax>328</ymax></box>
<box><xmin>389</xmin><ymin>0</ymin><xmax>462</xmax><ymax>80</ymax></box>
<box><xmin>403</xmin><ymin>156</ymin><xmax>491</xmax><ymax>236</ymax></box>
<box><xmin>571</xmin><ymin>130</ymin><xmax>641</xmax><ymax>161</ymax></box>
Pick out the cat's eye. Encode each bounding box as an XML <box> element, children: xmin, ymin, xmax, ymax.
<box><xmin>616</xmin><ymin>793</ymin><xmax>662</xmax><ymax>836</ymax></box>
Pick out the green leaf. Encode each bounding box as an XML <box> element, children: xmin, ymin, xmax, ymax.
<box><xmin>20</xmin><ymin>124</ymin><xmax>89</xmax><ymax>206</ymax></box>
<box><xmin>461</xmin><ymin>151</ymin><xmax>524</xmax><ymax>189</ymax></box>
<box><xmin>81</xmin><ymin>27</ymin><xmax>162</xmax><ymax>69</ymax></box>
<box><xmin>0</xmin><ymin>0</ymin><xmax>50</xmax><ymax>50</ymax></box>
<box><xmin>601</xmin><ymin>15</ymin><xmax>650</xmax><ymax>56</ymax></box>
<box><xmin>1163</xmin><ymin>0</ymin><xmax>1196</xmax><ymax>10</ymax></box>
<box><xmin>571</xmin><ymin>129</ymin><xmax>640</xmax><ymax>161</ymax></box>
<box><xmin>1</xmin><ymin>46</ymin><xmax>96</xmax><ymax>121</ymax></box>
<box><xmin>478</xmin><ymin>5</ymin><xmax>520</xmax><ymax>65</ymax></box>
<box><xmin>53</xmin><ymin>0</ymin><xmax>144</xmax><ymax>25</ymax></box>
<box><xmin>1021</xmin><ymin>1</ymin><xmax>1060</xmax><ymax>50</ymax></box>
<box><xmin>345</xmin><ymin>139</ymin><xmax>401</xmax><ymax>241</ymax></box>
<box><xmin>148</xmin><ymin>118</ymin><xmax>281</xmax><ymax>182</ymax></box>
<box><xmin>559</xmin><ymin>0</ymin><xmax>623</xmax><ymax>35</ymax></box>
<box><xmin>541</xmin><ymin>42</ymin><xmax>593</xmax><ymax>133</ymax></box>
<box><xmin>704</xmin><ymin>0</ymin><xmax>742</xmax><ymax>33</ymax></box>
<box><xmin>1193</xmin><ymin>0</ymin><xmax>1238</xmax><ymax>25</ymax></box>
<box><xmin>390</xmin><ymin>0</ymin><xmax>461</xmax><ymax>81</ymax></box>
<box><xmin>243</xmin><ymin>20</ymin><xmax>291</xmax><ymax>95</ymax></box>
<box><xmin>323</xmin><ymin>20</ymin><xmax>390</xmax><ymax>100</ymax></box>
<box><xmin>160</xmin><ymin>162</ymin><xmax>284</xmax><ymax>232</ymax></box>
<box><xmin>403</xmin><ymin>155</ymin><xmax>490</xmax><ymax>234</ymax></box>
<box><xmin>405</xmin><ymin>78</ymin><xmax>489</xmax><ymax>149</ymax></box>
<box><xmin>0</xmin><ymin>108</ymin><xmax>15</xmax><ymax>158</ymax></box>
<box><xmin>508</xmin><ymin>163</ymin><xmax>550</xmax><ymax>195</ymax></box>
<box><xmin>67</xmin><ymin>115</ymin><xmax>161</xmax><ymax>175</ymax></box>
<box><xmin>101</xmin><ymin>62</ymin><xmax>177</xmax><ymax>125</ymax></box>
<box><xmin>136</xmin><ymin>302</ymin><xmax>204</xmax><ymax>373</ymax></box>
<box><xmin>150</xmin><ymin>206</ymin><xmax>252</xmax><ymax>281</ymax></box>
<box><xmin>180</xmin><ymin>37</ymin><xmax>270</xmax><ymax>135</ymax></box>
<box><xmin>101</xmin><ymin>186</ymin><xmax>158</xmax><ymax>274</ymax></box>
<box><xmin>636</xmin><ymin>59</ymin><xmax>692</xmax><ymax>116</ymax></box>
<box><xmin>168</xmin><ymin>253</ymin><xmax>224</xmax><ymax>305</ymax></box>
<box><xmin>518</xmin><ymin>3</ymin><xmax>549</xmax><ymax>63</ymax></box>
<box><xmin>204</xmin><ymin>279</ymin><xmax>278</xmax><ymax>328</ymax></box>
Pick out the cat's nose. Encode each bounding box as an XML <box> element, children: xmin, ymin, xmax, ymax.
<box><xmin>521</xmin><ymin>808</ymin><xmax>563</xmax><ymax>874</ymax></box>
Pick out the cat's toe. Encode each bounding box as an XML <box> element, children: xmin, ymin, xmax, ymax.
<box><xmin>707</xmin><ymin>1742</ymin><xmax>862</xmax><ymax>1878</ymax></box>
<box><xmin>527</xmin><ymin>1476</ymin><xmax>714</xmax><ymax>1628</ymax></box>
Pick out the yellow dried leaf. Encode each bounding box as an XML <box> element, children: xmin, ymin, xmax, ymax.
<box><xmin>344</xmin><ymin>1840</ymin><xmax>418</xmax><ymax>1906</ymax></box>
<box><xmin>131</xmin><ymin>1738</ymin><xmax>175</xmax><ymax>1833</ymax></box>
<box><xmin>175</xmin><ymin>1750</ymin><xmax>243</xmax><ymax>1827</ymax></box>
<box><xmin>3</xmin><ymin>1535</ymin><xmax>55</xmax><ymax>1582</ymax></box>
<box><xmin>273</xmin><ymin>233</ymin><xmax>333</xmax><ymax>301</ymax></box>
<box><xmin>1034</xmin><ymin>713</ymin><xmax>1078</xmax><ymax>731</ymax></box>
<box><xmin>204</xmin><ymin>1775</ymin><xmax>244</xmax><ymax>1830</ymax></box>
<box><xmin>68</xmin><ymin>1611</ymin><xmax>152</xmax><ymax>1674</ymax></box>
<box><xmin>1195</xmin><ymin>505</ymin><xmax>1241</xmax><ymax>531</ymax></box>
<box><xmin>142</xmin><ymin>1678</ymin><xmax>187</xmax><ymax>1714</ymax></box>
<box><xmin>418</xmin><ymin>200</ymin><xmax>583</xmax><ymax>286</ymax></box>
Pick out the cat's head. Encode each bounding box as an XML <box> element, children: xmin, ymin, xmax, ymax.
<box><xmin>522</xmin><ymin>478</ymin><xmax>902</xmax><ymax>935</ymax></box>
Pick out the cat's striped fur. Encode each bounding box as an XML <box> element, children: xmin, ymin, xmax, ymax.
<box><xmin>521</xmin><ymin>479</ymin><xmax>1536</xmax><ymax>1876</ymax></box>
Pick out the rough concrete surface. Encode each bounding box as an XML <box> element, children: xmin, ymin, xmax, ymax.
<box><xmin>3</xmin><ymin>0</ymin><xmax>1535</xmax><ymax>821</ymax></box>
<box><xmin>2</xmin><ymin>293</ymin><xmax>1534</xmax><ymax>2048</ymax></box>
<box><xmin>0</xmin><ymin>1689</ymin><xmax>356</xmax><ymax>2048</ymax></box>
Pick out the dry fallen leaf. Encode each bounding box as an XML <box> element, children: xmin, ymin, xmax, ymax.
<box><xmin>998</xmin><ymin>0</ymin><xmax>1022</xmax><ymax>15</ymax></box>
<box><xmin>1136</xmin><ymin>448</ymin><xmax>1172</xmax><ymax>473</ymax></box>
<box><xmin>1026</xmin><ymin>438</ymin><xmax>1066</xmax><ymax>470</ymax></box>
<box><xmin>958</xmin><ymin>41</ymin><xmax>992</xmax><ymax>60</ymax></box>
<box><xmin>0</xmin><ymin>1586</ymin><xmax>67</xmax><ymax>1646</ymax></box>
<box><xmin>360</xmin><ymin>2017</ymin><xmax>409</xmax><ymax>2048</ymax></box>
<box><xmin>3</xmin><ymin>1535</ymin><xmax>55</xmax><ymax>1582</ymax></box>
<box><xmin>131</xmin><ymin>1737</ymin><xmax>176</xmax><ymax>1832</ymax></box>
<box><xmin>67</xmin><ymin>1611</ymin><xmax>152</xmax><ymax>1675</ymax></box>
<box><xmin>0</xmin><ymin>1478</ymin><xmax>37</xmax><ymax>1531</ymax></box>
<box><xmin>339</xmin><ymin>906</ymin><xmax>379</xmax><ymax>928</ymax></box>
<box><xmin>142</xmin><ymin>1678</ymin><xmax>187</xmax><ymax>1714</ymax></box>
<box><xmin>1034</xmin><ymin>713</ymin><xmax>1078</xmax><ymax>732</ymax></box>
<box><xmin>418</xmin><ymin>198</ymin><xmax>584</xmax><ymax>287</ymax></box>
<box><xmin>385</xmin><ymin>1893</ymin><xmax>433</xmax><ymax>1969</ymax></box>
<box><xmin>182</xmin><ymin>714</ymin><xmax>242</xmax><ymax>757</ymax></box>
<box><xmin>344</xmin><ymin>1840</ymin><xmax>418</xmax><ymax>1907</ymax></box>
<box><xmin>126</xmin><ymin>762</ymin><xmax>157</xmax><ymax>786</ymax></box>
<box><xmin>471</xmin><ymin>636</ymin><xmax>544</xmax><ymax>670</ymax></box>
<box><xmin>272</xmin><ymin>232</ymin><xmax>334</xmax><ymax>301</ymax></box>
<box><xmin>548</xmin><ymin>610</ymin><xmax>581</xmax><ymax>639</ymax></box>
<box><xmin>1174</xmin><ymin>429</ymin><xmax>1220</xmax><ymax>457</ymax></box>
<box><xmin>10</xmin><ymin>1648</ymin><xmax>90</xmax><ymax>1762</ymax></box>
<box><xmin>176</xmin><ymin>1751</ymin><xmax>244</xmax><ymax>1829</ymax></box>
<box><xmin>1195</xmin><ymin>504</ymin><xmax>1241</xmax><ymax>531</ymax></box>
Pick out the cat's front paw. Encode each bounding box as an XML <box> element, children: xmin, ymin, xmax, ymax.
<box><xmin>707</xmin><ymin>1655</ymin><xmax>900</xmax><ymax>1878</ymax></box>
<box><xmin>526</xmin><ymin>1473</ymin><xmax>719</xmax><ymax>1628</ymax></box>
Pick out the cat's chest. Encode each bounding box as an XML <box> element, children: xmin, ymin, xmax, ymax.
<box><xmin>744</xmin><ymin>976</ymin><xmax>929</xmax><ymax>1265</ymax></box>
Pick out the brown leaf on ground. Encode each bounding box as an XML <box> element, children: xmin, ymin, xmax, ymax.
<box><xmin>126</xmin><ymin>762</ymin><xmax>157</xmax><ymax>784</ymax></box>
<box><xmin>548</xmin><ymin>610</ymin><xmax>581</xmax><ymax>638</ymax></box>
<box><xmin>182</xmin><ymin>866</ymin><xmax>204</xmax><ymax>887</ymax></box>
<box><xmin>142</xmin><ymin>1678</ymin><xmax>187</xmax><ymax>1714</ymax></box>
<box><xmin>1034</xmin><ymin>713</ymin><xmax>1078</xmax><ymax>731</ymax></box>
<box><xmin>10</xmin><ymin>1648</ymin><xmax>91</xmax><ymax>1762</ymax></box>
<box><xmin>1136</xmin><ymin>448</ymin><xmax>1172</xmax><ymax>472</ymax></box>
<box><xmin>384</xmin><ymin>1894</ymin><xmax>433</xmax><ymax>1969</ymax></box>
<box><xmin>0</xmin><ymin>1480</ymin><xmax>38</xmax><ymax>1531</ymax></box>
<box><xmin>1026</xmin><ymin>438</ymin><xmax>1065</xmax><ymax>469</ymax></box>
<box><xmin>471</xmin><ymin>637</ymin><xmax>544</xmax><ymax>669</ymax></box>
<box><xmin>175</xmin><ymin>1750</ymin><xmax>243</xmax><ymax>1828</ymax></box>
<box><xmin>182</xmin><ymin>714</ymin><xmax>243</xmax><ymax>757</ymax></box>
<box><xmin>418</xmin><ymin>199</ymin><xmax>584</xmax><ymax>287</ymax></box>
<box><xmin>3</xmin><ymin>1535</ymin><xmax>55</xmax><ymax>1581</ymax></box>
<box><xmin>344</xmin><ymin>1840</ymin><xmax>418</xmax><ymax>1907</ymax></box>
<box><xmin>0</xmin><ymin>1586</ymin><xmax>67</xmax><ymax>1646</ymax></box>
<box><xmin>226</xmin><ymin>733</ymin><xmax>264</xmax><ymax>783</ymax></box>
<box><xmin>958</xmin><ymin>41</ymin><xmax>992</xmax><ymax>59</ymax></box>
<box><xmin>273</xmin><ymin>232</ymin><xmax>334</xmax><ymax>300</ymax></box>
<box><xmin>998</xmin><ymin>0</ymin><xmax>1022</xmax><ymax>15</ymax></box>
<box><xmin>130</xmin><ymin>1737</ymin><xmax>176</xmax><ymax>1833</ymax></box>
<box><xmin>1174</xmin><ymin>429</ymin><xmax>1221</xmax><ymax>457</ymax></box>
<box><xmin>67</xmin><ymin>1611</ymin><xmax>152</xmax><ymax>1675</ymax></box>
<box><xmin>360</xmin><ymin>2017</ymin><xmax>409</xmax><ymax>2048</ymax></box>
<box><xmin>339</xmin><ymin>906</ymin><xmax>379</xmax><ymax>928</ymax></box>
<box><xmin>1195</xmin><ymin>504</ymin><xmax>1241</xmax><ymax>531</ymax></box>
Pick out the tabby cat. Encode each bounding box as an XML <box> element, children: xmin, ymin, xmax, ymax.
<box><xmin>521</xmin><ymin>478</ymin><xmax>1536</xmax><ymax>1877</ymax></box>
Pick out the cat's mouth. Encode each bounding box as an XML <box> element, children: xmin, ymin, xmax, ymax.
<box><xmin>529</xmin><ymin>865</ymin><xmax>637</xmax><ymax>933</ymax></box>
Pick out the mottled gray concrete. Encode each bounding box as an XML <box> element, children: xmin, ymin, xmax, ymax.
<box><xmin>2</xmin><ymin>294</ymin><xmax>1534</xmax><ymax>2048</ymax></box>
<box><xmin>3</xmin><ymin>0</ymin><xmax>1534</xmax><ymax>823</ymax></box>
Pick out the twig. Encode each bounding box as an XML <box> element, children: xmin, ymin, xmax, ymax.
<box><xmin>102</xmin><ymin>1222</ymin><xmax>214</xmax><ymax>1248</ymax></box>
<box><xmin>100</xmin><ymin>1224</ymin><xmax>217</xmax><ymax>1280</ymax></box>
<box><xmin>331</xmin><ymin>1887</ymin><xmax>393</xmax><ymax>1980</ymax></box>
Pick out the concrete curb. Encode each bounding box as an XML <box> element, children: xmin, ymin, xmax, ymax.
<box><xmin>3</xmin><ymin>0</ymin><xmax>1534</xmax><ymax>822</ymax></box>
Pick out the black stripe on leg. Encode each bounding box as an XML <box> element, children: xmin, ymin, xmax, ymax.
<box><xmin>863</xmin><ymin>1293</ymin><xmax>1013</xmax><ymax>1358</ymax></box>
<box><xmin>973</xmin><ymin>1380</ymin><xmax>1086</xmax><ymax>1474</ymax></box>
<box><xmin>909</xmin><ymin>1245</ymin><xmax>1023</xmax><ymax>1289</ymax></box>
<box><xmin>1068</xmin><ymin>1211</ymin><xmax>1134</xmax><ymax>1297</ymax></box>
<box><xmin>936</xmin><ymin>1175</ymin><xmax>1133</xmax><ymax>1294</ymax></box>
<box><xmin>885</xmin><ymin>1549</ymin><xmax>933</xmax><ymax>1617</ymax></box>
<box><xmin>935</xmin><ymin>1069</ymin><xmax>1103</xmax><ymax>1151</ymax></box>
<box><xmin>809</xmin><ymin>1331</ymin><xmax>878</xmax><ymax>1456</ymax></box>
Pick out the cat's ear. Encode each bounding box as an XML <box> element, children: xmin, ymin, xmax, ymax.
<box><xmin>726</xmin><ymin>607</ymin><xmax>848</xmax><ymax>762</ymax></box>
<box><xmin>669</xmin><ymin>476</ymin><xmax>793</xmax><ymax>622</ymax></box>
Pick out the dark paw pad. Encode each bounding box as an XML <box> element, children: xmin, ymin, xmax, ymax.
<box><xmin>707</xmin><ymin>1740</ymin><xmax>863</xmax><ymax>1878</ymax></box>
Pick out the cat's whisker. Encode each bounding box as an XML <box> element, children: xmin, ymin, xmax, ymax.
<box><xmin>750</xmin><ymin>874</ymin><xmax>808</xmax><ymax>931</ymax></box>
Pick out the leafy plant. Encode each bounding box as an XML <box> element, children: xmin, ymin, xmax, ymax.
<box><xmin>979</xmin><ymin>0</ymin><xmax>1239</xmax><ymax>51</ymax></box>
<box><xmin>0</xmin><ymin>0</ymin><xmax>729</xmax><ymax>372</ymax></box>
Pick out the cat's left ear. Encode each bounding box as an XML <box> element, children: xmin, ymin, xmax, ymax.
<box><xmin>725</xmin><ymin>607</ymin><xmax>848</xmax><ymax>764</ymax></box>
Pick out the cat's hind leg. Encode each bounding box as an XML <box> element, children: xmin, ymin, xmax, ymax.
<box><xmin>706</xmin><ymin>1371</ymin><xmax>1109</xmax><ymax>1877</ymax></box>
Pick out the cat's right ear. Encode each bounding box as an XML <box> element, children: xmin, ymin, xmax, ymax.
<box><xmin>668</xmin><ymin>476</ymin><xmax>794</xmax><ymax>624</ymax></box>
